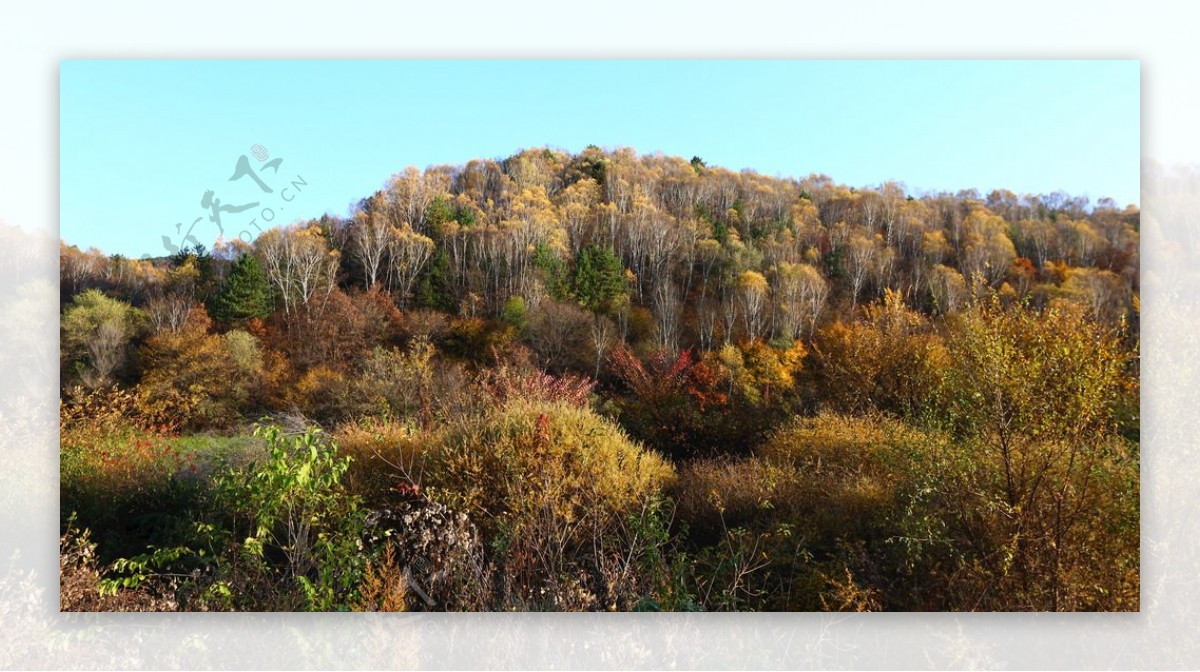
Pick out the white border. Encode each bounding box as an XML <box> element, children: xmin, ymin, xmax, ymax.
<box><xmin>2</xmin><ymin>2</ymin><xmax>1195</xmax><ymax>668</ymax></box>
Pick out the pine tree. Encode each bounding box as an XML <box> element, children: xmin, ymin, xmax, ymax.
<box><xmin>534</xmin><ymin>244</ymin><xmax>571</xmax><ymax>301</ymax></box>
<box><xmin>573</xmin><ymin>244</ymin><xmax>626</xmax><ymax>314</ymax></box>
<box><xmin>211</xmin><ymin>253</ymin><xmax>272</xmax><ymax>325</ymax></box>
<box><xmin>415</xmin><ymin>246</ymin><xmax>455</xmax><ymax>312</ymax></box>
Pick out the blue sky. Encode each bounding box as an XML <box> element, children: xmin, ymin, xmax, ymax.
<box><xmin>60</xmin><ymin>60</ymin><xmax>1139</xmax><ymax>258</ymax></box>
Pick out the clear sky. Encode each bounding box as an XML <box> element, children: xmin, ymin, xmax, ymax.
<box><xmin>60</xmin><ymin>60</ymin><xmax>1139</xmax><ymax>258</ymax></box>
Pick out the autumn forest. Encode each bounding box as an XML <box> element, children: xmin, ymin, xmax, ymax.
<box><xmin>59</xmin><ymin>146</ymin><xmax>1139</xmax><ymax>612</ymax></box>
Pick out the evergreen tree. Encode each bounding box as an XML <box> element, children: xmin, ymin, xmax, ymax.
<box><xmin>211</xmin><ymin>253</ymin><xmax>272</xmax><ymax>325</ymax></box>
<box><xmin>534</xmin><ymin>244</ymin><xmax>571</xmax><ymax>301</ymax></box>
<box><xmin>573</xmin><ymin>244</ymin><xmax>626</xmax><ymax>314</ymax></box>
<box><xmin>170</xmin><ymin>244</ymin><xmax>218</xmax><ymax>301</ymax></box>
<box><xmin>416</xmin><ymin>246</ymin><xmax>456</xmax><ymax>313</ymax></box>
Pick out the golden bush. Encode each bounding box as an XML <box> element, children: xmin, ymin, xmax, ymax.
<box><xmin>423</xmin><ymin>400</ymin><xmax>674</xmax><ymax>606</ymax></box>
<box><xmin>334</xmin><ymin>417</ymin><xmax>426</xmax><ymax>500</ymax></box>
<box><xmin>809</xmin><ymin>291</ymin><xmax>949</xmax><ymax>417</ymax></box>
<box><xmin>428</xmin><ymin>400</ymin><xmax>674</xmax><ymax>529</ymax></box>
<box><xmin>285</xmin><ymin>365</ymin><xmax>349</xmax><ymax>419</ymax></box>
<box><xmin>758</xmin><ymin>412</ymin><xmax>928</xmax><ymax>475</ymax></box>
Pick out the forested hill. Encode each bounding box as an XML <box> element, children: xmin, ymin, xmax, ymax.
<box><xmin>62</xmin><ymin>145</ymin><xmax>1139</xmax><ymax>354</ymax></box>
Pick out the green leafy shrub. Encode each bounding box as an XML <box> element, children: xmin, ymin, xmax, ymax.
<box><xmin>60</xmin><ymin>523</ymin><xmax>179</xmax><ymax>612</ymax></box>
<box><xmin>211</xmin><ymin>425</ymin><xmax>367</xmax><ymax>610</ymax></box>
